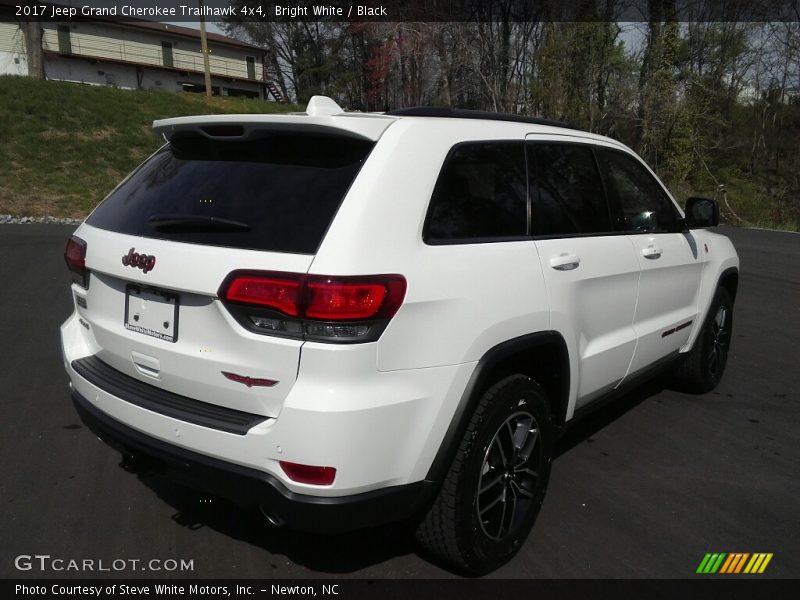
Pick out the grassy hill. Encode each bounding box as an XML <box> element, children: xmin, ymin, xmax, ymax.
<box><xmin>0</xmin><ymin>76</ymin><xmax>300</xmax><ymax>217</ymax></box>
<box><xmin>1</xmin><ymin>75</ymin><xmax>797</xmax><ymax>230</ymax></box>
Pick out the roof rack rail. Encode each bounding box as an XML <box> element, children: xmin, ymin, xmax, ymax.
<box><xmin>384</xmin><ymin>106</ymin><xmax>577</xmax><ymax>130</ymax></box>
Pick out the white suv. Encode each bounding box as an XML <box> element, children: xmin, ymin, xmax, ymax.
<box><xmin>61</xmin><ymin>96</ymin><xmax>739</xmax><ymax>574</ymax></box>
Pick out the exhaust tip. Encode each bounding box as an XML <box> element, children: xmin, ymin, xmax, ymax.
<box><xmin>259</xmin><ymin>504</ymin><xmax>285</xmax><ymax>527</ymax></box>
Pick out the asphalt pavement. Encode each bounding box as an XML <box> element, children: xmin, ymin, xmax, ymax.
<box><xmin>0</xmin><ymin>224</ymin><xmax>797</xmax><ymax>579</ymax></box>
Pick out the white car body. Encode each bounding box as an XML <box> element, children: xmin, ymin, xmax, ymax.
<box><xmin>60</xmin><ymin>97</ymin><xmax>739</xmax><ymax>543</ymax></box>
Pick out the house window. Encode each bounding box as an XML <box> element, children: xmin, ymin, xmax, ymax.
<box><xmin>246</xmin><ymin>56</ymin><xmax>256</xmax><ymax>80</ymax></box>
<box><xmin>161</xmin><ymin>41</ymin><xmax>174</xmax><ymax>68</ymax></box>
<box><xmin>57</xmin><ymin>26</ymin><xmax>72</xmax><ymax>54</ymax></box>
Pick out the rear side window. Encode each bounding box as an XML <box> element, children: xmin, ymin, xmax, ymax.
<box><xmin>424</xmin><ymin>142</ymin><xmax>527</xmax><ymax>243</ymax></box>
<box><xmin>596</xmin><ymin>148</ymin><xmax>679</xmax><ymax>233</ymax></box>
<box><xmin>87</xmin><ymin>132</ymin><xmax>374</xmax><ymax>254</ymax></box>
<box><xmin>527</xmin><ymin>143</ymin><xmax>612</xmax><ymax>236</ymax></box>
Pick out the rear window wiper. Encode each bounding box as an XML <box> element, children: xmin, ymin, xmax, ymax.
<box><xmin>148</xmin><ymin>214</ymin><xmax>250</xmax><ymax>232</ymax></box>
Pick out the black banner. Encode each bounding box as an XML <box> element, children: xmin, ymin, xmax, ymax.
<box><xmin>6</xmin><ymin>580</ymin><xmax>800</xmax><ymax>600</ymax></box>
<box><xmin>2</xmin><ymin>0</ymin><xmax>800</xmax><ymax>23</ymax></box>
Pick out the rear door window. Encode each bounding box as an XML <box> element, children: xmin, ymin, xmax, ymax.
<box><xmin>526</xmin><ymin>142</ymin><xmax>612</xmax><ymax>236</ymax></box>
<box><xmin>87</xmin><ymin>132</ymin><xmax>374</xmax><ymax>254</ymax></box>
<box><xmin>424</xmin><ymin>142</ymin><xmax>528</xmax><ymax>243</ymax></box>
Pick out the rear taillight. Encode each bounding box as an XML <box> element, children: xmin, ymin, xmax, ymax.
<box><xmin>305</xmin><ymin>278</ymin><xmax>405</xmax><ymax>320</ymax></box>
<box><xmin>64</xmin><ymin>235</ymin><xmax>88</xmax><ymax>288</ymax></box>
<box><xmin>279</xmin><ymin>461</ymin><xmax>336</xmax><ymax>486</ymax></box>
<box><xmin>223</xmin><ymin>274</ymin><xmax>303</xmax><ymax>316</ymax></box>
<box><xmin>219</xmin><ymin>271</ymin><xmax>406</xmax><ymax>343</ymax></box>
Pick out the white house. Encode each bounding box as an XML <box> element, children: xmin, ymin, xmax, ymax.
<box><xmin>0</xmin><ymin>15</ymin><xmax>279</xmax><ymax>100</ymax></box>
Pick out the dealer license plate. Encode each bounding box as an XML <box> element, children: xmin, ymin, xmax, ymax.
<box><xmin>124</xmin><ymin>285</ymin><xmax>179</xmax><ymax>343</ymax></box>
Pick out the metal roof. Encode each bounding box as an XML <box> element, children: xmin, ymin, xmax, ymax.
<box><xmin>121</xmin><ymin>20</ymin><xmax>262</xmax><ymax>52</ymax></box>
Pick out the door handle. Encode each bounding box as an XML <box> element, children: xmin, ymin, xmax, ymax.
<box><xmin>549</xmin><ymin>253</ymin><xmax>581</xmax><ymax>271</ymax></box>
<box><xmin>641</xmin><ymin>246</ymin><xmax>663</xmax><ymax>259</ymax></box>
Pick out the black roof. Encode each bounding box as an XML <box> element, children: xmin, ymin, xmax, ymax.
<box><xmin>385</xmin><ymin>107</ymin><xmax>576</xmax><ymax>130</ymax></box>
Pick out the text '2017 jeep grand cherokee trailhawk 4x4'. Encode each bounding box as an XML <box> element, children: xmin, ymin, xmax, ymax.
<box><xmin>61</xmin><ymin>96</ymin><xmax>739</xmax><ymax>574</ymax></box>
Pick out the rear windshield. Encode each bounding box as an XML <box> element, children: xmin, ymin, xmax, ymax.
<box><xmin>87</xmin><ymin>132</ymin><xmax>374</xmax><ymax>254</ymax></box>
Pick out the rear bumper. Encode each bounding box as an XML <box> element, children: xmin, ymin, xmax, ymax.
<box><xmin>62</xmin><ymin>309</ymin><xmax>475</xmax><ymax>494</ymax></box>
<box><xmin>72</xmin><ymin>389</ymin><xmax>434</xmax><ymax>533</ymax></box>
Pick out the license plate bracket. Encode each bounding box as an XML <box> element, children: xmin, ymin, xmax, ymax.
<box><xmin>124</xmin><ymin>284</ymin><xmax>179</xmax><ymax>343</ymax></box>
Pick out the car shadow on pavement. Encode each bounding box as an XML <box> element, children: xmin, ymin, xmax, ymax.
<box><xmin>554</xmin><ymin>377</ymin><xmax>668</xmax><ymax>458</ymax></box>
<box><xmin>121</xmin><ymin>377</ymin><xmax>669</xmax><ymax>575</ymax></box>
<box><xmin>132</xmin><ymin>467</ymin><xmax>417</xmax><ymax>574</ymax></box>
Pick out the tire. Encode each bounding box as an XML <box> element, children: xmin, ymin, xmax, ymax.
<box><xmin>673</xmin><ymin>287</ymin><xmax>734</xmax><ymax>394</ymax></box>
<box><xmin>415</xmin><ymin>375</ymin><xmax>553</xmax><ymax>575</ymax></box>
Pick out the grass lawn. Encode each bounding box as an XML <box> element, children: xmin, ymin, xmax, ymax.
<box><xmin>0</xmin><ymin>76</ymin><xmax>300</xmax><ymax>217</ymax></box>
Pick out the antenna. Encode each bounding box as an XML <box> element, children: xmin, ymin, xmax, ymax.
<box><xmin>306</xmin><ymin>96</ymin><xmax>344</xmax><ymax>117</ymax></box>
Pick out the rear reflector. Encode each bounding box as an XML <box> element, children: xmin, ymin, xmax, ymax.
<box><xmin>64</xmin><ymin>235</ymin><xmax>88</xmax><ymax>288</ymax></box>
<box><xmin>279</xmin><ymin>461</ymin><xmax>336</xmax><ymax>486</ymax></box>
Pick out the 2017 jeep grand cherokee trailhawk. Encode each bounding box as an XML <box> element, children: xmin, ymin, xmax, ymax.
<box><xmin>61</xmin><ymin>96</ymin><xmax>739</xmax><ymax>574</ymax></box>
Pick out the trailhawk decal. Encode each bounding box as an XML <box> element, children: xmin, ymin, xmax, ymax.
<box><xmin>222</xmin><ymin>371</ymin><xmax>279</xmax><ymax>388</ymax></box>
<box><xmin>661</xmin><ymin>320</ymin><xmax>693</xmax><ymax>338</ymax></box>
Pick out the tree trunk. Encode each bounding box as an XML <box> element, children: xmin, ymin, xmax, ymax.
<box><xmin>23</xmin><ymin>21</ymin><xmax>44</xmax><ymax>79</ymax></box>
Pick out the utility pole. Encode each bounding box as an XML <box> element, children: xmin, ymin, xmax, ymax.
<box><xmin>198</xmin><ymin>0</ymin><xmax>212</xmax><ymax>97</ymax></box>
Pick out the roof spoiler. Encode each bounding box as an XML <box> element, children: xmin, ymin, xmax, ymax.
<box><xmin>153</xmin><ymin>96</ymin><xmax>394</xmax><ymax>142</ymax></box>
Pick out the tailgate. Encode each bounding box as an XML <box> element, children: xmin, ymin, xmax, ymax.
<box><xmin>72</xmin><ymin>224</ymin><xmax>312</xmax><ymax>418</ymax></box>
<box><xmin>69</xmin><ymin>127</ymin><xmax>376</xmax><ymax>418</ymax></box>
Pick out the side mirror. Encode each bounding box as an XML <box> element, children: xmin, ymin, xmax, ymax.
<box><xmin>685</xmin><ymin>197</ymin><xmax>719</xmax><ymax>229</ymax></box>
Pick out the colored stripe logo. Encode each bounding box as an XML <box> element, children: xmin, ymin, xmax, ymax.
<box><xmin>697</xmin><ymin>553</ymin><xmax>773</xmax><ymax>574</ymax></box>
